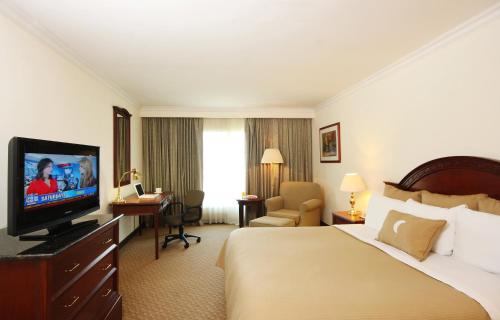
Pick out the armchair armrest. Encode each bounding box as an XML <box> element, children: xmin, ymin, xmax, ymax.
<box><xmin>298</xmin><ymin>198</ymin><xmax>323</xmax><ymax>226</ymax></box>
<box><xmin>265</xmin><ymin>196</ymin><xmax>284</xmax><ymax>212</ymax></box>
<box><xmin>299</xmin><ymin>199</ymin><xmax>322</xmax><ymax>213</ymax></box>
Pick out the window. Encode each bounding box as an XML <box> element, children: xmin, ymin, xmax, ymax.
<box><xmin>202</xmin><ymin>119</ymin><xmax>245</xmax><ymax>224</ymax></box>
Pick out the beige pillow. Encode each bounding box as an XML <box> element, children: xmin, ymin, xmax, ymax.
<box><xmin>377</xmin><ymin>210</ymin><xmax>446</xmax><ymax>261</ymax></box>
<box><xmin>421</xmin><ymin>190</ymin><xmax>487</xmax><ymax>210</ymax></box>
<box><xmin>478</xmin><ymin>197</ymin><xmax>500</xmax><ymax>215</ymax></box>
<box><xmin>384</xmin><ymin>184</ymin><xmax>422</xmax><ymax>202</ymax></box>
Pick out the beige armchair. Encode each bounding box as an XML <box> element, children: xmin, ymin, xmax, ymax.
<box><xmin>265</xmin><ymin>181</ymin><xmax>322</xmax><ymax>226</ymax></box>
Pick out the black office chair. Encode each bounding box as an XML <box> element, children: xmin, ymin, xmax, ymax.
<box><xmin>162</xmin><ymin>190</ymin><xmax>204</xmax><ymax>249</ymax></box>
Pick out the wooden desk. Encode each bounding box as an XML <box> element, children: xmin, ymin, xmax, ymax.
<box><xmin>236</xmin><ymin>198</ymin><xmax>264</xmax><ymax>228</ymax></box>
<box><xmin>112</xmin><ymin>193</ymin><xmax>170</xmax><ymax>259</ymax></box>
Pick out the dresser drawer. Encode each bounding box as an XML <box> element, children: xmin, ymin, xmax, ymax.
<box><xmin>74</xmin><ymin>275</ymin><xmax>118</xmax><ymax>320</ymax></box>
<box><xmin>51</xmin><ymin>227</ymin><xmax>115</xmax><ymax>295</ymax></box>
<box><xmin>51</xmin><ymin>252</ymin><xmax>116</xmax><ymax>320</ymax></box>
<box><xmin>105</xmin><ymin>296</ymin><xmax>122</xmax><ymax>320</ymax></box>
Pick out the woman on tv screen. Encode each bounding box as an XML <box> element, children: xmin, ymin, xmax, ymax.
<box><xmin>26</xmin><ymin>158</ymin><xmax>59</xmax><ymax>195</ymax></box>
<box><xmin>79</xmin><ymin>157</ymin><xmax>97</xmax><ymax>188</ymax></box>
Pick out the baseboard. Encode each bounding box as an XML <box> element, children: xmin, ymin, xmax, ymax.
<box><xmin>320</xmin><ymin>220</ymin><xmax>329</xmax><ymax>226</ymax></box>
<box><xmin>119</xmin><ymin>226</ymin><xmax>141</xmax><ymax>249</ymax></box>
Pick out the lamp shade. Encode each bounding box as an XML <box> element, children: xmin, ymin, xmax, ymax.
<box><xmin>261</xmin><ymin>148</ymin><xmax>284</xmax><ymax>164</ymax></box>
<box><xmin>340</xmin><ymin>173</ymin><xmax>366</xmax><ymax>192</ymax></box>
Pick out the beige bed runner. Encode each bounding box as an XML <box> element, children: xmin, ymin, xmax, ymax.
<box><xmin>219</xmin><ymin>227</ymin><xmax>489</xmax><ymax>320</ymax></box>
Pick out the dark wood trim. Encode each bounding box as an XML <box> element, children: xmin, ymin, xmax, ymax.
<box><xmin>319</xmin><ymin>122</ymin><xmax>341</xmax><ymax>163</ymax></box>
<box><xmin>113</xmin><ymin>106</ymin><xmax>131</xmax><ymax>118</ymax></box>
<box><xmin>113</xmin><ymin>106</ymin><xmax>132</xmax><ymax>188</ymax></box>
<box><xmin>385</xmin><ymin>156</ymin><xmax>500</xmax><ymax>200</ymax></box>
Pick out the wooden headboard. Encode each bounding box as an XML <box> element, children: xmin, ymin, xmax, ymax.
<box><xmin>386</xmin><ymin>156</ymin><xmax>500</xmax><ymax>200</ymax></box>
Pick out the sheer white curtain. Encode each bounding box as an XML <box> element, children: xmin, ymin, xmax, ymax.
<box><xmin>202</xmin><ymin>118</ymin><xmax>245</xmax><ymax>224</ymax></box>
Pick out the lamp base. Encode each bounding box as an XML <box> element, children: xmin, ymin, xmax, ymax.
<box><xmin>113</xmin><ymin>198</ymin><xmax>126</xmax><ymax>204</ymax></box>
<box><xmin>348</xmin><ymin>192</ymin><xmax>357</xmax><ymax>215</ymax></box>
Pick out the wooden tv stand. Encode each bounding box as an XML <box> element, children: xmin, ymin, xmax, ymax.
<box><xmin>0</xmin><ymin>214</ymin><xmax>122</xmax><ymax>320</ymax></box>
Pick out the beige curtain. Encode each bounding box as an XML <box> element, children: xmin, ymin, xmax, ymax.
<box><xmin>142</xmin><ymin>118</ymin><xmax>203</xmax><ymax>203</ymax></box>
<box><xmin>245</xmin><ymin>118</ymin><xmax>312</xmax><ymax>199</ymax></box>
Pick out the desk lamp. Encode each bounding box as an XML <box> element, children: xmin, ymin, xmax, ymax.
<box><xmin>114</xmin><ymin>168</ymin><xmax>141</xmax><ymax>203</ymax></box>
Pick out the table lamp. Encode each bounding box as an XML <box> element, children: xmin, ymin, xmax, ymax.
<box><xmin>114</xmin><ymin>168</ymin><xmax>141</xmax><ymax>203</ymax></box>
<box><xmin>340</xmin><ymin>173</ymin><xmax>366</xmax><ymax>215</ymax></box>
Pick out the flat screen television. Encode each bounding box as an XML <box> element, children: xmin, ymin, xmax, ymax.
<box><xmin>8</xmin><ymin>137</ymin><xmax>100</xmax><ymax>240</ymax></box>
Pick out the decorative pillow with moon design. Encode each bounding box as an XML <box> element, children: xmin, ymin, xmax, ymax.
<box><xmin>377</xmin><ymin>210</ymin><xmax>447</xmax><ymax>261</ymax></box>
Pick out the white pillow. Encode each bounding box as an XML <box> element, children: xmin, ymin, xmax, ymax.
<box><xmin>401</xmin><ymin>199</ymin><xmax>458</xmax><ymax>256</ymax></box>
<box><xmin>452</xmin><ymin>207</ymin><xmax>500</xmax><ymax>274</ymax></box>
<box><xmin>365</xmin><ymin>195</ymin><xmax>406</xmax><ymax>231</ymax></box>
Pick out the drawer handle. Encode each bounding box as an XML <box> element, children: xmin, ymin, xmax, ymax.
<box><xmin>102</xmin><ymin>238</ymin><xmax>113</xmax><ymax>245</ymax></box>
<box><xmin>64</xmin><ymin>296</ymin><xmax>79</xmax><ymax>308</ymax></box>
<box><xmin>101</xmin><ymin>263</ymin><xmax>112</xmax><ymax>271</ymax></box>
<box><xmin>102</xmin><ymin>289</ymin><xmax>112</xmax><ymax>297</ymax></box>
<box><xmin>64</xmin><ymin>263</ymin><xmax>80</xmax><ymax>273</ymax></box>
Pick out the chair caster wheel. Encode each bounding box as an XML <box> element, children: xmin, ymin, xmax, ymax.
<box><xmin>184</xmin><ymin>243</ymin><xmax>190</xmax><ymax>249</ymax></box>
<box><xmin>197</xmin><ymin>238</ymin><xmax>201</xmax><ymax>243</ymax></box>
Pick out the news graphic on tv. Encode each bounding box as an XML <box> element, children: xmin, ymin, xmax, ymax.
<box><xmin>24</xmin><ymin>153</ymin><xmax>98</xmax><ymax>211</ymax></box>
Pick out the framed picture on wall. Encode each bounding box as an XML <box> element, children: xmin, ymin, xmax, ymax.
<box><xmin>319</xmin><ymin>122</ymin><xmax>341</xmax><ymax>163</ymax></box>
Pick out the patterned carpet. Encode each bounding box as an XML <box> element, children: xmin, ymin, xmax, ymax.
<box><xmin>119</xmin><ymin>224</ymin><xmax>236</xmax><ymax>320</ymax></box>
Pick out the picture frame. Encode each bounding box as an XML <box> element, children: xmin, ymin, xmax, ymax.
<box><xmin>319</xmin><ymin>122</ymin><xmax>341</xmax><ymax>163</ymax></box>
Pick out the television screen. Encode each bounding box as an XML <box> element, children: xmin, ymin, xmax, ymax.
<box><xmin>8</xmin><ymin>137</ymin><xmax>100</xmax><ymax>237</ymax></box>
<box><xmin>24</xmin><ymin>153</ymin><xmax>98</xmax><ymax>211</ymax></box>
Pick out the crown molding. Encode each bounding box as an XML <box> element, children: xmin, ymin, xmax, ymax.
<box><xmin>316</xmin><ymin>2</ymin><xmax>500</xmax><ymax>110</ymax></box>
<box><xmin>140</xmin><ymin>106</ymin><xmax>315</xmax><ymax>118</ymax></box>
<box><xmin>0</xmin><ymin>1</ymin><xmax>138</xmax><ymax>106</ymax></box>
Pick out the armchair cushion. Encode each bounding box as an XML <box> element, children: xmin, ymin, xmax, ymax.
<box><xmin>265</xmin><ymin>196</ymin><xmax>284</xmax><ymax>212</ymax></box>
<box><xmin>300</xmin><ymin>199</ymin><xmax>322</xmax><ymax>213</ymax></box>
<box><xmin>267</xmin><ymin>209</ymin><xmax>301</xmax><ymax>225</ymax></box>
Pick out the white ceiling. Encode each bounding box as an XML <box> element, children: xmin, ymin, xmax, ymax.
<box><xmin>3</xmin><ymin>0</ymin><xmax>499</xmax><ymax>108</ymax></box>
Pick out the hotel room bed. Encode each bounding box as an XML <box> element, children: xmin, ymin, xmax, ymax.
<box><xmin>219</xmin><ymin>225</ymin><xmax>499</xmax><ymax>320</ymax></box>
<box><xmin>218</xmin><ymin>156</ymin><xmax>500</xmax><ymax>320</ymax></box>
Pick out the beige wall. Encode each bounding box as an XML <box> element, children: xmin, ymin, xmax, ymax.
<box><xmin>313</xmin><ymin>11</ymin><xmax>500</xmax><ymax>224</ymax></box>
<box><xmin>0</xmin><ymin>13</ymin><xmax>142</xmax><ymax>241</ymax></box>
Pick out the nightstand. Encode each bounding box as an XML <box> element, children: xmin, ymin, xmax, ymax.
<box><xmin>332</xmin><ymin>211</ymin><xmax>365</xmax><ymax>225</ymax></box>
